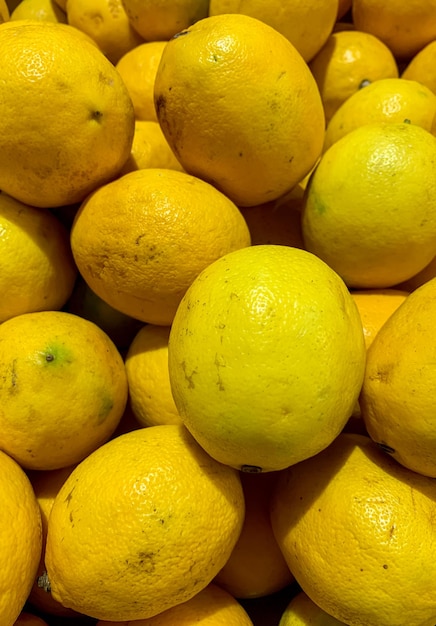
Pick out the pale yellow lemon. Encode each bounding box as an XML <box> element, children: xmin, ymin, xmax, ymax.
<box><xmin>125</xmin><ymin>324</ymin><xmax>182</xmax><ymax>427</ymax></box>
<box><xmin>309</xmin><ymin>29</ymin><xmax>398</xmax><ymax>123</ymax></box>
<box><xmin>361</xmin><ymin>277</ymin><xmax>436</xmax><ymax>478</ymax></box>
<box><xmin>70</xmin><ymin>168</ymin><xmax>251</xmax><ymax>325</ymax></box>
<box><xmin>214</xmin><ymin>471</ymin><xmax>294</xmax><ymax>599</ymax></box>
<box><xmin>352</xmin><ymin>0</ymin><xmax>436</xmax><ymax>60</ymax></box>
<box><xmin>120</xmin><ymin>120</ymin><xmax>184</xmax><ymax>174</ymax></box>
<box><xmin>208</xmin><ymin>0</ymin><xmax>339</xmax><ymax>63</ymax></box>
<box><xmin>44</xmin><ymin>425</ymin><xmax>245</xmax><ymax>620</ymax></box>
<box><xmin>66</xmin><ymin>0</ymin><xmax>144</xmax><ymax>64</ymax></box>
<box><xmin>324</xmin><ymin>77</ymin><xmax>436</xmax><ymax>150</ymax></box>
<box><xmin>0</xmin><ymin>450</ymin><xmax>42</xmax><ymax>626</ymax></box>
<box><xmin>270</xmin><ymin>432</ymin><xmax>436</xmax><ymax>625</ymax></box>
<box><xmin>302</xmin><ymin>123</ymin><xmax>436</xmax><ymax>288</ymax></box>
<box><xmin>168</xmin><ymin>245</ymin><xmax>366</xmax><ymax>472</ymax></box>
<box><xmin>10</xmin><ymin>0</ymin><xmax>66</xmax><ymax>22</ymax></box>
<box><xmin>154</xmin><ymin>13</ymin><xmax>325</xmax><ymax>207</ymax></box>
<box><xmin>121</xmin><ymin>0</ymin><xmax>209</xmax><ymax>40</ymax></box>
<box><xmin>96</xmin><ymin>584</ymin><xmax>254</xmax><ymax>626</ymax></box>
<box><xmin>116</xmin><ymin>41</ymin><xmax>168</xmax><ymax>121</ymax></box>
<box><xmin>0</xmin><ymin>310</ymin><xmax>128</xmax><ymax>470</ymax></box>
<box><xmin>279</xmin><ymin>591</ymin><xmax>347</xmax><ymax>626</ymax></box>
<box><xmin>0</xmin><ymin>191</ymin><xmax>77</xmax><ymax>323</ymax></box>
<box><xmin>0</xmin><ymin>20</ymin><xmax>134</xmax><ymax>208</ymax></box>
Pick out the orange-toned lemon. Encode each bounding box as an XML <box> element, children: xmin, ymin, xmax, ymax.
<box><xmin>350</xmin><ymin>289</ymin><xmax>409</xmax><ymax>349</ymax></box>
<box><xmin>120</xmin><ymin>120</ymin><xmax>184</xmax><ymax>174</ymax></box>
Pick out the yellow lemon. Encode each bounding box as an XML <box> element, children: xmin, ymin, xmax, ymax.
<box><xmin>125</xmin><ymin>324</ymin><xmax>182</xmax><ymax>427</ymax></box>
<box><xmin>208</xmin><ymin>0</ymin><xmax>339</xmax><ymax>63</ymax></box>
<box><xmin>350</xmin><ymin>288</ymin><xmax>409</xmax><ymax>350</ymax></box>
<box><xmin>0</xmin><ymin>310</ymin><xmax>128</xmax><ymax>470</ymax></box>
<box><xmin>0</xmin><ymin>191</ymin><xmax>77</xmax><ymax>323</ymax></box>
<box><xmin>120</xmin><ymin>120</ymin><xmax>184</xmax><ymax>174</ymax></box>
<box><xmin>44</xmin><ymin>425</ymin><xmax>245</xmax><ymax>621</ymax></box>
<box><xmin>0</xmin><ymin>20</ymin><xmax>134</xmax><ymax>208</ymax></box>
<box><xmin>121</xmin><ymin>0</ymin><xmax>209</xmax><ymax>40</ymax></box>
<box><xmin>270</xmin><ymin>432</ymin><xmax>436</xmax><ymax>626</ymax></box>
<box><xmin>116</xmin><ymin>41</ymin><xmax>168</xmax><ymax>122</ymax></box>
<box><xmin>302</xmin><ymin>123</ymin><xmax>436</xmax><ymax>288</ymax></box>
<box><xmin>324</xmin><ymin>77</ymin><xmax>436</xmax><ymax>150</ymax></box>
<box><xmin>65</xmin><ymin>0</ymin><xmax>144</xmax><ymax>65</ymax></box>
<box><xmin>10</xmin><ymin>0</ymin><xmax>66</xmax><ymax>22</ymax></box>
<box><xmin>27</xmin><ymin>465</ymin><xmax>79</xmax><ymax>618</ymax></box>
<box><xmin>154</xmin><ymin>14</ymin><xmax>325</xmax><ymax>207</ymax></box>
<box><xmin>168</xmin><ymin>245</ymin><xmax>366</xmax><ymax>472</ymax></box>
<box><xmin>70</xmin><ymin>168</ymin><xmax>251</xmax><ymax>326</ymax></box>
<box><xmin>360</xmin><ymin>277</ymin><xmax>436</xmax><ymax>478</ymax></box>
<box><xmin>279</xmin><ymin>591</ymin><xmax>347</xmax><ymax>626</ymax></box>
<box><xmin>0</xmin><ymin>0</ymin><xmax>9</xmax><ymax>21</ymax></box>
<box><xmin>352</xmin><ymin>0</ymin><xmax>436</xmax><ymax>61</ymax></box>
<box><xmin>214</xmin><ymin>471</ymin><xmax>294</xmax><ymax>599</ymax></box>
<box><xmin>96</xmin><ymin>583</ymin><xmax>254</xmax><ymax>626</ymax></box>
<box><xmin>395</xmin><ymin>254</ymin><xmax>436</xmax><ymax>292</ymax></box>
<box><xmin>0</xmin><ymin>450</ymin><xmax>42</xmax><ymax>626</ymax></box>
<box><xmin>309</xmin><ymin>29</ymin><xmax>398</xmax><ymax>123</ymax></box>
<box><xmin>402</xmin><ymin>40</ymin><xmax>436</xmax><ymax>96</ymax></box>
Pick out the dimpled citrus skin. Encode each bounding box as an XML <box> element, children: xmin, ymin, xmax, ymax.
<box><xmin>168</xmin><ymin>245</ymin><xmax>366</xmax><ymax>472</ymax></box>
<box><xmin>302</xmin><ymin>123</ymin><xmax>436</xmax><ymax>288</ymax></box>
<box><xmin>0</xmin><ymin>20</ymin><xmax>134</xmax><ymax>208</ymax></box>
<box><xmin>96</xmin><ymin>583</ymin><xmax>254</xmax><ymax>626</ymax></box>
<box><xmin>70</xmin><ymin>168</ymin><xmax>251</xmax><ymax>325</ymax></box>
<box><xmin>270</xmin><ymin>433</ymin><xmax>436</xmax><ymax>626</ymax></box>
<box><xmin>0</xmin><ymin>450</ymin><xmax>42</xmax><ymax>626</ymax></box>
<box><xmin>154</xmin><ymin>13</ymin><xmax>325</xmax><ymax>207</ymax></box>
<box><xmin>0</xmin><ymin>192</ymin><xmax>77</xmax><ymax>323</ymax></box>
<box><xmin>45</xmin><ymin>425</ymin><xmax>245</xmax><ymax>621</ymax></box>
<box><xmin>360</xmin><ymin>277</ymin><xmax>436</xmax><ymax>478</ymax></box>
<box><xmin>121</xmin><ymin>0</ymin><xmax>209</xmax><ymax>41</ymax></box>
<box><xmin>0</xmin><ymin>310</ymin><xmax>128</xmax><ymax>470</ymax></box>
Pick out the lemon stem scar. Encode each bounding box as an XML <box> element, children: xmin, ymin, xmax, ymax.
<box><xmin>37</xmin><ymin>570</ymin><xmax>51</xmax><ymax>593</ymax></box>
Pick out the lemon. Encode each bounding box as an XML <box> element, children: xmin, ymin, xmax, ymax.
<box><xmin>270</xmin><ymin>432</ymin><xmax>436</xmax><ymax>625</ymax></box>
<box><xmin>168</xmin><ymin>245</ymin><xmax>366</xmax><ymax>472</ymax></box>
<box><xmin>279</xmin><ymin>591</ymin><xmax>347</xmax><ymax>626</ymax></box>
<box><xmin>44</xmin><ymin>425</ymin><xmax>245</xmax><ymax>620</ymax></box>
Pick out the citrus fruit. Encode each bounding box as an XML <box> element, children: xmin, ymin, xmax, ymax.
<box><xmin>360</xmin><ymin>277</ymin><xmax>436</xmax><ymax>478</ymax></box>
<box><xmin>65</xmin><ymin>0</ymin><xmax>144</xmax><ymax>64</ymax></box>
<box><xmin>121</xmin><ymin>0</ymin><xmax>209</xmax><ymax>40</ymax></box>
<box><xmin>0</xmin><ymin>191</ymin><xmax>77</xmax><ymax>323</ymax></box>
<box><xmin>279</xmin><ymin>591</ymin><xmax>347</xmax><ymax>626</ymax></box>
<box><xmin>96</xmin><ymin>583</ymin><xmax>254</xmax><ymax>626</ymax></box>
<box><xmin>208</xmin><ymin>0</ymin><xmax>338</xmax><ymax>63</ymax></box>
<box><xmin>70</xmin><ymin>168</ymin><xmax>251</xmax><ymax>325</ymax></box>
<box><xmin>44</xmin><ymin>424</ymin><xmax>245</xmax><ymax>621</ymax></box>
<box><xmin>168</xmin><ymin>245</ymin><xmax>366</xmax><ymax>472</ymax></box>
<box><xmin>352</xmin><ymin>0</ymin><xmax>436</xmax><ymax>60</ymax></box>
<box><xmin>13</xmin><ymin>613</ymin><xmax>49</xmax><ymax>626</ymax></box>
<box><xmin>0</xmin><ymin>20</ymin><xmax>134</xmax><ymax>208</ymax></box>
<box><xmin>0</xmin><ymin>0</ymin><xmax>9</xmax><ymax>21</ymax></box>
<box><xmin>120</xmin><ymin>120</ymin><xmax>184</xmax><ymax>174</ymax></box>
<box><xmin>125</xmin><ymin>324</ymin><xmax>182</xmax><ymax>427</ymax></box>
<box><xmin>154</xmin><ymin>13</ymin><xmax>325</xmax><ymax>207</ymax></box>
<box><xmin>350</xmin><ymin>289</ymin><xmax>409</xmax><ymax>349</ymax></box>
<box><xmin>309</xmin><ymin>29</ymin><xmax>399</xmax><ymax>123</ymax></box>
<box><xmin>324</xmin><ymin>77</ymin><xmax>436</xmax><ymax>150</ymax></box>
<box><xmin>27</xmin><ymin>465</ymin><xmax>79</xmax><ymax>617</ymax></box>
<box><xmin>116</xmin><ymin>41</ymin><xmax>168</xmax><ymax>122</ymax></box>
<box><xmin>395</xmin><ymin>254</ymin><xmax>436</xmax><ymax>292</ymax></box>
<box><xmin>302</xmin><ymin>122</ymin><xmax>436</xmax><ymax>288</ymax></box>
<box><xmin>10</xmin><ymin>0</ymin><xmax>66</xmax><ymax>22</ymax></box>
<box><xmin>214</xmin><ymin>471</ymin><xmax>294</xmax><ymax>599</ymax></box>
<box><xmin>0</xmin><ymin>310</ymin><xmax>128</xmax><ymax>470</ymax></box>
<box><xmin>0</xmin><ymin>450</ymin><xmax>42</xmax><ymax>626</ymax></box>
<box><xmin>402</xmin><ymin>40</ymin><xmax>436</xmax><ymax>96</ymax></box>
<box><xmin>270</xmin><ymin>432</ymin><xmax>436</xmax><ymax>626</ymax></box>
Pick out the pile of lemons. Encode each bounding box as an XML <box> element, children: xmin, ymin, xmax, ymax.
<box><xmin>2</xmin><ymin>1</ymin><xmax>436</xmax><ymax>625</ymax></box>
